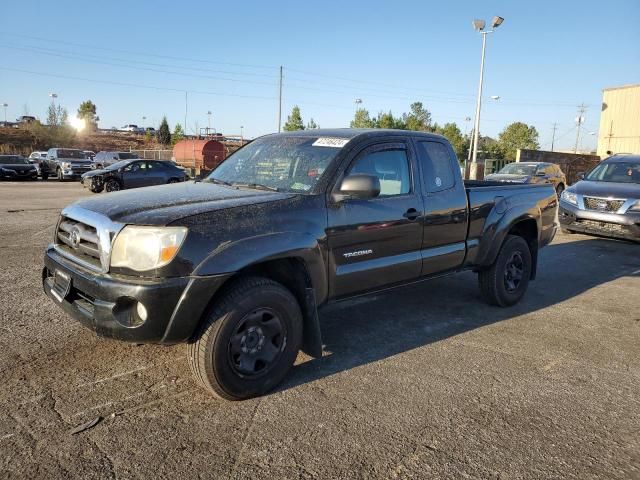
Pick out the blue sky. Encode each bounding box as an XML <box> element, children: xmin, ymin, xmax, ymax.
<box><xmin>1</xmin><ymin>0</ymin><xmax>639</xmax><ymax>151</ymax></box>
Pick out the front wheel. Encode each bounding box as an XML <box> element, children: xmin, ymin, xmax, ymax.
<box><xmin>478</xmin><ymin>235</ymin><xmax>532</xmax><ymax>307</ymax></box>
<box><xmin>188</xmin><ymin>276</ymin><xmax>303</xmax><ymax>400</ymax></box>
<box><xmin>105</xmin><ymin>179</ymin><xmax>121</xmax><ymax>192</ymax></box>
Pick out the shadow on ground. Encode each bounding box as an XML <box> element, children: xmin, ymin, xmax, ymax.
<box><xmin>282</xmin><ymin>238</ymin><xmax>639</xmax><ymax>391</ymax></box>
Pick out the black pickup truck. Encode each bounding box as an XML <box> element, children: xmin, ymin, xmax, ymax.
<box><xmin>43</xmin><ymin>129</ymin><xmax>558</xmax><ymax>400</ymax></box>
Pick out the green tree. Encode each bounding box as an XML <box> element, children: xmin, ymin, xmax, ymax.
<box><xmin>436</xmin><ymin>122</ymin><xmax>466</xmax><ymax>163</ymax></box>
<box><xmin>172</xmin><ymin>123</ymin><xmax>185</xmax><ymax>145</ymax></box>
<box><xmin>482</xmin><ymin>136</ymin><xmax>504</xmax><ymax>160</ymax></box>
<box><xmin>403</xmin><ymin>102</ymin><xmax>431</xmax><ymax>131</ymax></box>
<box><xmin>157</xmin><ymin>116</ymin><xmax>171</xmax><ymax>145</ymax></box>
<box><xmin>283</xmin><ymin>105</ymin><xmax>304</xmax><ymax>131</ymax></box>
<box><xmin>351</xmin><ymin>108</ymin><xmax>374</xmax><ymax>128</ymax></box>
<box><xmin>306</xmin><ymin>118</ymin><xmax>319</xmax><ymax>129</ymax></box>
<box><xmin>374</xmin><ymin>111</ymin><xmax>405</xmax><ymax>129</ymax></box>
<box><xmin>47</xmin><ymin>102</ymin><xmax>68</xmax><ymax>126</ymax></box>
<box><xmin>497</xmin><ymin>122</ymin><xmax>540</xmax><ymax>160</ymax></box>
<box><xmin>77</xmin><ymin>100</ymin><xmax>98</xmax><ymax>130</ymax></box>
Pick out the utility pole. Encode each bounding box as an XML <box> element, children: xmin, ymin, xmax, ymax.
<box><xmin>277</xmin><ymin>66</ymin><xmax>283</xmax><ymax>133</ymax></box>
<box><xmin>574</xmin><ymin>103</ymin><xmax>587</xmax><ymax>153</ymax></box>
<box><xmin>550</xmin><ymin>123</ymin><xmax>558</xmax><ymax>152</ymax></box>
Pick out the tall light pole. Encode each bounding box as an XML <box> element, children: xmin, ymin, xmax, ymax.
<box><xmin>240</xmin><ymin>125</ymin><xmax>244</xmax><ymax>142</ymax></box>
<box><xmin>2</xmin><ymin>103</ymin><xmax>7</xmax><ymax>123</ymax></box>
<box><xmin>142</xmin><ymin>116</ymin><xmax>146</xmax><ymax>127</ymax></box>
<box><xmin>207</xmin><ymin>111</ymin><xmax>212</xmax><ymax>135</ymax></box>
<box><xmin>468</xmin><ymin>16</ymin><xmax>504</xmax><ymax>179</ymax></box>
<box><xmin>354</xmin><ymin>98</ymin><xmax>363</xmax><ymax>112</ymax></box>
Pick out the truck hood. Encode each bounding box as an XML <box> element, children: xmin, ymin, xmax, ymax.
<box><xmin>72</xmin><ymin>181</ymin><xmax>294</xmax><ymax>224</ymax></box>
<box><xmin>569</xmin><ymin>180</ymin><xmax>640</xmax><ymax>199</ymax></box>
<box><xmin>484</xmin><ymin>173</ymin><xmax>531</xmax><ymax>183</ymax></box>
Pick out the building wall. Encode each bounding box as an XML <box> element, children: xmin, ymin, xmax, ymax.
<box><xmin>516</xmin><ymin>149</ymin><xmax>600</xmax><ymax>185</ymax></box>
<box><xmin>597</xmin><ymin>84</ymin><xmax>640</xmax><ymax>157</ymax></box>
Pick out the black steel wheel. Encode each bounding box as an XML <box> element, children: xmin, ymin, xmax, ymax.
<box><xmin>479</xmin><ymin>234</ymin><xmax>532</xmax><ymax>307</ymax></box>
<box><xmin>188</xmin><ymin>276</ymin><xmax>303</xmax><ymax>400</ymax></box>
<box><xmin>105</xmin><ymin>179</ymin><xmax>121</xmax><ymax>192</ymax></box>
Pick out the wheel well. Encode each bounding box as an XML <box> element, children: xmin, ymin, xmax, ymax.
<box><xmin>508</xmin><ymin>219</ymin><xmax>538</xmax><ymax>279</ymax></box>
<box><xmin>198</xmin><ymin>257</ymin><xmax>322</xmax><ymax>357</ymax></box>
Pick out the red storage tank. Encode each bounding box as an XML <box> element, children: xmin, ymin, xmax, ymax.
<box><xmin>172</xmin><ymin>139</ymin><xmax>227</xmax><ymax>174</ymax></box>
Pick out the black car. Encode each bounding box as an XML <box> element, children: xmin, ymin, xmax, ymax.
<box><xmin>485</xmin><ymin>162</ymin><xmax>567</xmax><ymax>196</ymax></box>
<box><xmin>81</xmin><ymin>159</ymin><xmax>186</xmax><ymax>193</ymax></box>
<box><xmin>0</xmin><ymin>155</ymin><xmax>38</xmax><ymax>180</ymax></box>
<box><xmin>559</xmin><ymin>154</ymin><xmax>640</xmax><ymax>242</ymax></box>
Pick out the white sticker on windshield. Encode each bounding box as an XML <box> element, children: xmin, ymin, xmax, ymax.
<box><xmin>312</xmin><ymin>137</ymin><xmax>349</xmax><ymax>148</ymax></box>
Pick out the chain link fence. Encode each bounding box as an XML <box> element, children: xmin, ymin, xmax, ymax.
<box><xmin>129</xmin><ymin>149</ymin><xmax>173</xmax><ymax>160</ymax></box>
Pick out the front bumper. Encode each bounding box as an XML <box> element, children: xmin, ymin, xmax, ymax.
<box><xmin>61</xmin><ymin>168</ymin><xmax>91</xmax><ymax>180</ymax></box>
<box><xmin>43</xmin><ymin>247</ymin><xmax>232</xmax><ymax>343</ymax></box>
<box><xmin>0</xmin><ymin>169</ymin><xmax>38</xmax><ymax>180</ymax></box>
<box><xmin>559</xmin><ymin>201</ymin><xmax>640</xmax><ymax>242</ymax></box>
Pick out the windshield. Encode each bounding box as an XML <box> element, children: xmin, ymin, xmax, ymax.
<box><xmin>57</xmin><ymin>149</ymin><xmax>86</xmax><ymax>159</ymax></box>
<box><xmin>585</xmin><ymin>161</ymin><xmax>640</xmax><ymax>184</ymax></box>
<box><xmin>0</xmin><ymin>156</ymin><xmax>28</xmax><ymax>165</ymax></box>
<box><xmin>207</xmin><ymin>136</ymin><xmax>346</xmax><ymax>193</ymax></box>
<box><xmin>498</xmin><ymin>163</ymin><xmax>537</xmax><ymax>176</ymax></box>
<box><xmin>105</xmin><ymin>160</ymin><xmax>130</xmax><ymax>170</ymax></box>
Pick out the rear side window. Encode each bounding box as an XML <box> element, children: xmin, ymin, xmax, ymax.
<box><xmin>417</xmin><ymin>141</ymin><xmax>455</xmax><ymax>192</ymax></box>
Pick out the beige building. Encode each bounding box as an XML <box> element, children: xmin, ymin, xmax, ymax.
<box><xmin>597</xmin><ymin>83</ymin><xmax>640</xmax><ymax>158</ymax></box>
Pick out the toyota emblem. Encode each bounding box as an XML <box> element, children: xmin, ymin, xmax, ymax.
<box><xmin>69</xmin><ymin>227</ymin><xmax>81</xmax><ymax>248</ymax></box>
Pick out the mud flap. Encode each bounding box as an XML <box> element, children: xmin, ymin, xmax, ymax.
<box><xmin>302</xmin><ymin>287</ymin><xmax>323</xmax><ymax>358</ymax></box>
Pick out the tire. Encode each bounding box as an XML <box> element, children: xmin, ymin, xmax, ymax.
<box><xmin>105</xmin><ymin>179</ymin><xmax>121</xmax><ymax>192</ymax></box>
<box><xmin>555</xmin><ymin>183</ymin><xmax>565</xmax><ymax>198</ymax></box>
<box><xmin>168</xmin><ymin>178</ymin><xmax>180</xmax><ymax>184</ymax></box>
<box><xmin>188</xmin><ymin>276</ymin><xmax>303</xmax><ymax>400</ymax></box>
<box><xmin>41</xmin><ymin>173</ymin><xmax>48</xmax><ymax>181</ymax></box>
<box><xmin>478</xmin><ymin>235</ymin><xmax>532</xmax><ymax>307</ymax></box>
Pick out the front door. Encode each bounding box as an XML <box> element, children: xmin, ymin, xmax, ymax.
<box><xmin>327</xmin><ymin>141</ymin><xmax>423</xmax><ymax>298</ymax></box>
<box><xmin>121</xmin><ymin>161</ymin><xmax>148</xmax><ymax>188</ymax></box>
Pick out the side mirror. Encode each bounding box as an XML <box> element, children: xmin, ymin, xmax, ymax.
<box><xmin>333</xmin><ymin>174</ymin><xmax>381</xmax><ymax>202</ymax></box>
<box><xmin>577</xmin><ymin>172</ymin><xmax>585</xmax><ymax>180</ymax></box>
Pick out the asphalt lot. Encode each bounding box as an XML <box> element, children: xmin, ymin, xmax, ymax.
<box><xmin>0</xmin><ymin>181</ymin><xmax>639</xmax><ymax>479</ymax></box>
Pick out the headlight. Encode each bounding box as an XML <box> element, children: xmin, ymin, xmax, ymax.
<box><xmin>561</xmin><ymin>190</ymin><xmax>577</xmax><ymax>206</ymax></box>
<box><xmin>111</xmin><ymin>226</ymin><xmax>188</xmax><ymax>272</ymax></box>
<box><xmin>629</xmin><ymin>200</ymin><xmax>640</xmax><ymax>212</ymax></box>
<box><xmin>61</xmin><ymin>161</ymin><xmax>71</xmax><ymax>168</ymax></box>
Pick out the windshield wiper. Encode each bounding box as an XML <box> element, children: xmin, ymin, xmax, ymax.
<box><xmin>231</xmin><ymin>182</ymin><xmax>279</xmax><ymax>192</ymax></box>
<box><xmin>205</xmin><ymin>177</ymin><xmax>233</xmax><ymax>186</ymax></box>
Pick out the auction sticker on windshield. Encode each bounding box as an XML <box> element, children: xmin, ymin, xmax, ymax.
<box><xmin>312</xmin><ymin>137</ymin><xmax>349</xmax><ymax>148</ymax></box>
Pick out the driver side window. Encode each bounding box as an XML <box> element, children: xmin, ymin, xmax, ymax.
<box><xmin>348</xmin><ymin>148</ymin><xmax>411</xmax><ymax>196</ymax></box>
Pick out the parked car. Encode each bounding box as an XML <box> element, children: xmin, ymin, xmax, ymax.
<box><xmin>0</xmin><ymin>154</ymin><xmax>38</xmax><ymax>180</ymax></box>
<box><xmin>92</xmin><ymin>151</ymin><xmax>140</xmax><ymax>169</ymax></box>
<box><xmin>120</xmin><ymin>124</ymin><xmax>139</xmax><ymax>132</ymax></box>
<box><xmin>145</xmin><ymin>127</ymin><xmax>156</xmax><ymax>134</ymax></box>
<box><xmin>15</xmin><ymin>115</ymin><xmax>37</xmax><ymax>126</ymax></box>
<box><xmin>484</xmin><ymin>162</ymin><xmax>567</xmax><ymax>196</ymax></box>
<box><xmin>559</xmin><ymin>154</ymin><xmax>640</xmax><ymax>242</ymax></box>
<box><xmin>28</xmin><ymin>151</ymin><xmax>49</xmax><ymax>178</ymax></box>
<box><xmin>43</xmin><ymin>129</ymin><xmax>558</xmax><ymax>400</ymax></box>
<box><xmin>81</xmin><ymin>159</ymin><xmax>186</xmax><ymax>192</ymax></box>
<box><xmin>43</xmin><ymin>148</ymin><xmax>93</xmax><ymax>181</ymax></box>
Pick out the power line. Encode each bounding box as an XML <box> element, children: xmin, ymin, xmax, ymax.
<box><xmin>0</xmin><ymin>31</ymin><xmax>275</xmax><ymax>70</ymax></box>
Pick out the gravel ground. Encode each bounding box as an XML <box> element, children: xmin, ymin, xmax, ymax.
<box><xmin>1</xmin><ymin>181</ymin><xmax>639</xmax><ymax>479</ymax></box>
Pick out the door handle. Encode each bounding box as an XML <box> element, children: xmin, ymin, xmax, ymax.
<box><xmin>403</xmin><ymin>208</ymin><xmax>420</xmax><ymax>221</ymax></box>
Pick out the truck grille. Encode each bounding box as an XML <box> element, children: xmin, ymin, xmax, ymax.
<box><xmin>56</xmin><ymin>216</ymin><xmax>102</xmax><ymax>270</ymax></box>
<box><xmin>583</xmin><ymin>197</ymin><xmax>625</xmax><ymax>212</ymax></box>
<box><xmin>53</xmin><ymin>206</ymin><xmax>124</xmax><ymax>273</ymax></box>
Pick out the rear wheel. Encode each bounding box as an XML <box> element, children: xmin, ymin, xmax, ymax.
<box><xmin>188</xmin><ymin>276</ymin><xmax>303</xmax><ymax>400</ymax></box>
<box><xmin>479</xmin><ymin>235</ymin><xmax>532</xmax><ymax>307</ymax></box>
<box><xmin>105</xmin><ymin>179</ymin><xmax>121</xmax><ymax>192</ymax></box>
